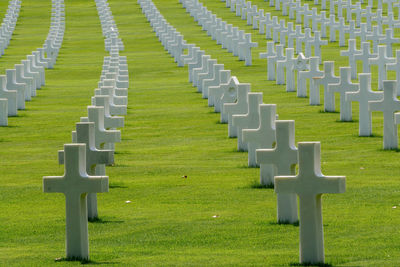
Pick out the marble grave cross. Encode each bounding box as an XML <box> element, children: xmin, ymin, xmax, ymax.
<box><xmin>275</xmin><ymin>142</ymin><xmax>345</xmax><ymax>265</ymax></box>
<box><xmin>369</xmin><ymin>80</ymin><xmax>400</xmax><ymax>150</ymax></box>
<box><xmin>256</xmin><ymin>120</ymin><xmax>298</xmax><ymax>224</ymax></box>
<box><xmin>43</xmin><ymin>144</ymin><xmax>109</xmax><ymax>261</ymax></box>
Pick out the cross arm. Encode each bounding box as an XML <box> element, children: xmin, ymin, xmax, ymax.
<box><xmin>81</xmin><ymin>176</ymin><xmax>109</xmax><ymax>193</ymax></box>
<box><xmin>314</xmin><ymin>175</ymin><xmax>346</xmax><ymax>194</ymax></box>
<box><xmin>43</xmin><ymin>176</ymin><xmax>65</xmax><ymax>193</ymax></box>
<box><xmin>274</xmin><ymin>175</ymin><xmax>298</xmax><ymax>194</ymax></box>
<box><xmin>256</xmin><ymin>148</ymin><xmax>278</xmax><ymax>165</ymax></box>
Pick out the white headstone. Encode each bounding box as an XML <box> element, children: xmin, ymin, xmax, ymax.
<box><xmin>369</xmin><ymin>80</ymin><xmax>400</xmax><ymax>150</ymax></box>
<box><xmin>232</xmin><ymin>92</ymin><xmax>263</xmax><ymax>151</ymax></box>
<box><xmin>243</xmin><ymin>104</ymin><xmax>276</xmax><ymax>167</ymax></box>
<box><xmin>311</xmin><ymin>61</ymin><xmax>339</xmax><ymax>108</ymax></box>
<box><xmin>256</xmin><ymin>120</ymin><xmax>298</xmax><ymax>224</ymax></box>
<box><xmin>354</xmin><ymin>42</ymin><xmax>376</xmax><ymax>73</ymax></box>
<box><xmin>346</xmin><ymin>73</ymin><xmax>383</xmax><ymax>136</ymax></box>
<box><xmin>59</xmin><ymin>123</ymin><xmax>114</xmax><ymax>220</ymax></box>
<box><xmin>340</xmin><ymin>39</ymin><xmax>361</xmax><ymax>79</ymax></box>
<box><xmin>327</xmin><ymin>67</ymin><xmax>359</xmax><ymax>121</ymax></box>
<box><xmin>0</xmin><ymin>75</ymin><xmax>18</xmax><ymax>116</ymax></box>
<box><xmin>369</xmin><ymin>45</ymin><xmax>395</xmax><ymax>90</ymax></box>
<box><xmin>43</xmin><ymin>144</ymin><xmax>109</xmax><ymax>261</ymax></box>
<box><xmin>386</xmin><ymin>49</ymin><xmax>400</xmax><ymax>96</ymax></box>
<box><xmin>224</xmin><ymin>83</ymin><xmax>250</xmax><ymax>137</ymax></box>
<box><xmin>275</xmin><ymin>142</ymin><xmax>345</xmax><ymax>265</ymax></box>
<box><xmin>298</xmin><ymin>57</ymin><xmax>323</xmax><ymax>98</ymax></box>
<box><xmin>0</xmin><ymin>98</ymin><xmax>7</xmax><ymax>126</ymax></box>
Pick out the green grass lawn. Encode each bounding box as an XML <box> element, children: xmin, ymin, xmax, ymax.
<box><xmin>0</xmin><ymin>0</ymin><xmax>400</xmax><ymax>266</ymax></box>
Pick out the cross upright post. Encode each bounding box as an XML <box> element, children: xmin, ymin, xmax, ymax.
<box><xmin>275</xmin><ymin>142</ymin><xmax>345</xmax><ymax>264</ymax></box>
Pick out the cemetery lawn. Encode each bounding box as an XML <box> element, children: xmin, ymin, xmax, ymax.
<box><xmin>1</xmin><ymin>0</ymin><xmax>400</xmax><ymax>266</ymax></box>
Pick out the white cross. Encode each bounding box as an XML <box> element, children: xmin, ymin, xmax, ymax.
<box><xmin>187</xmin><ymin>50</ymin><xmax>204</xmax><ymax>83</ymax></box>
<box><xmin>369</xmin><ymin>45</ymin><xmax>395</xmax><ymax>90</ymax></box>
<box><xmin>243</xmin><ymin>104</ymin><xmax>277</xmax><ymax>168</ymax></box>
<box><xmin>252</xmin><ymin>9</ymin><xmax>264</xmax><ymax>30</ymax></box>
<box><xmin>208</xmin><ymin>70</ymin><xmax>233</xmax><ymax>113</ymax></box>
<box><xmin>268</xmin><ymin>44</ymin><xmax>285</xmax><ymax>81</ymax></box>
<box><xmin>192</xmin><ymin>55</ymin><xmax>211</xmax><ymax>87</ymax></box>
<box><xmin>59</xmin><ymin>122</ymin><xmax>113</xmax><ymax>220</ymax></box>
<box><xmin>273</xmin><ymin>19</ymin><xmax>286</xmax><ymax>44</ymax></box>
<box><xmin>366</xmin><ymin>25</ymin><xmax>384</xmax><ymax>53</ymax></box>
<box><xmin>369</xmin><ymin>80</ymin><xmax>400</xmax><ymax>150</ymax></box>
<box><xmin>224</xmin><ymin>83</ymin><xmax>250</xmax><ymax>137</ymax></box>
<box><xmin>379</xmin><ymin>28</ymin><xmax>400</xmax><ymax>57</ymax></box>
<box><xmin>232</xmin><ymin>92</ymin><xmax>263</xmax><ymax>152</ymax></box>
<box><xmin>85</xmin><ymin>106</ymin><xmax>121</xmax><ymax>150</ymax></box>
<box><xmin>43</xmin><ymin>144</ymin><xmax>109</xmax><ymax>261</ymax></box>
<box><xmin>0</xmin><ymin>98</ymin><xmax>7</xmax><ymax>126</ymax></box>
<box><xmin>259</xmin><ymin>41</ymin><xmax>276</xmax><ymax>80</ymax></box>
<box><xmin>346</xmin><ymin>73</ymin><xmax>383</xmax><ymax>136</ymax></box>
<box><xmin>0</xmin><ymin>75</ymin><xmax>17</xmax><ymax>116</ymax></box>
<box><xmin>327</xmin><ymin>67</ymin><xmax>359</xmax><ymax>121</ymax></box>
<box><xmin>329</xmin><ymin>15</ymin><xmax>339</xmax><ymax>42</ymax></box>
<box><xmin>276</xmin><ymin>48</ymin><xmax>296</xmax><ymax>89</ymax></box>
<box><xmin>340</xmin><ymin>39</ymin><xmax>361</xmax><ymax>79</ymax></box>
<box><xmin>275</xmin><ymin>142</ymin><xmax>345</xmax><ymax>264</ymax></box>
<box><xmin>257</xmin><ymin>120</ymin><xmax>298</xmax><ymax>224</ymax></box>
<box><xmin>203</xmin><ymin>64</ymin><xmax>225</xmax><ymax>101</ymax></box>
<box><xmin>299</xmin><ymin>28</ymin><xmax>314</xmax><ymax>56</ymax></box>
<box><xmin>197</xmin><ymin>59</ymin><xmax>217</xmax><ymax>95</ymax></box>
<box><xmin>337</xmin><ymin>17</ymin><xmax>349</xmax><ymax>47</ymax></box>
<box><xmin>316</xmin><ymin>11</ymin><xmax>329</xmax><ymax>38</ymax></box>
<box><xmin>354</xmin><ymin>42</ymin><xmax>376</xmax><ymax>73</ymax></box>
<box><xmin>280</xmin><ymin>22</ymin><xmax>294</xmax><ymax>47</ymax></box>
<box><xmin>361</xmin><ymin>6</ymin><xmax>374</xmax><ymax>31</ymax></box>
<box><xmin>298</xmin><ymin>57</ymin><xmax>323</xmax><ymax>98</ymax></box>
<box><xmin>258</xmin><ymin>12</ymin><xmax>272</xmax><ymax>35</ymax></box>
<box><xmin>384</xmin><ymin>0</ymin><xmax>396</xmax><ymax>15</ymax></box>
<box><xmin>386</xmin><ymin>50</ymin><xmax>400</xmax><ymax>96</ymax></box>
<box><xmin>307</xmin><ymin>31</ymin><xmax>327</xmax><ymax>63</ymax></box>
<box><xmin>91</xmin><ymin>96</ymin><xmax>124</xmax><ymax>129</ymax></box>
<box><xmin>311</xmin><ymin>61</ymin><xmax>339</xmax><ymax>108</ymax></box>
<box><xmin>292</xmin><ymin>25</ymin><xmax>304</xmax><ymax>54</ymax></box>
<box><xmin>239</xmin><ymin>33</ymin><xmax>258</xmax><ymax>66</ymax></box>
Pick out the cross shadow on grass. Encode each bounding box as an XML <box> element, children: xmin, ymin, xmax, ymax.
<box><xmin>269</xmin><ymin>220</ymin><xmax>299</xmax><ymax>227</ymax></box>
<box><xmin>249</xmin><ymin>179</ymin><xmax>274</xmax><ymax>189</ymax></box>
<box><xmin>55</xmin><ymin>257</ymin><xmax>120</xmax><ymax>265</ymax></box>
<box><xmin>290</xmin><ymin>262</ymin><xmax>333</xmax><ymax>267</ymax></box>
<box><xmin>319</xmin><ymin>110</ymin><xmax>339</xmax><ymax>114</ymax></box>
<box><xmin>88</xmin><ymin>217</ymin><xmax>124</xmax><ymax>224</ymax></box>
<box><xmin>335</xmin><ymin>119</ymin><xmax>356</xmax><ymax>123</ymax></box>
<box><xmin>109</xmin><ymin>183</ymin><xmax>128</xmax><ymax>189</ymax></box>
<box><xmin>356</xmin><ymin>133</ymin><xmax>382</xmax><ymax>138</ymax></box>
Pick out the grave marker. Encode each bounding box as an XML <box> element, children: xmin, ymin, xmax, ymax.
<box><xmin>369</xmin><ymin>80</ymin><xmax>400</xmax><ymax>149</ymax></box>
<box><xmin>43</xmin><ymin>144</ymin><xmax>109</xmax><ymax>261</ymax></box>
<box><xmin>257</xmin><ymin>120</ymin><xmax>298</xmax><ymax>223</ymax></box>
<box><xmin>275</xmin><ymin>142</ymin><xmax>345</xmax><ymax>265</ymax></box>
<box><xmin>346</xmin><ymin>73</ymin><xmax>383</xmax><ymax>136</ymax></box>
